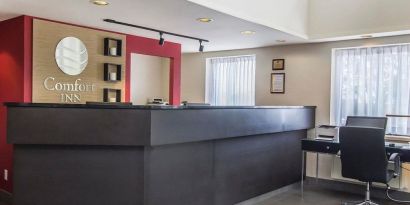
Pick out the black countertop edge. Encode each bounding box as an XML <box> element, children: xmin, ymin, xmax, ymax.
<box><xmin>4</xmin><ymin>102</ymin><xmax>316</xmax><ymax>110</ymax></box>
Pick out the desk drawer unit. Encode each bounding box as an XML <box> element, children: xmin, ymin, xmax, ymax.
<box><xmin>301</xmin><ymin>139</ymin><xmax>339</xmax><ymax>154</ymax></box>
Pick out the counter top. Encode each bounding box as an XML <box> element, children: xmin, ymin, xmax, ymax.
<box><xmin>5</xmin><ymin>102</ymin><xmax>316</xmax><ymax>110</ymax></box>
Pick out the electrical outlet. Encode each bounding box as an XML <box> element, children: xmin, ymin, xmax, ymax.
<box><xmin>4</xmin><ymin>169</ymin><xmax>8</xmax><ymax>181</ymax></box>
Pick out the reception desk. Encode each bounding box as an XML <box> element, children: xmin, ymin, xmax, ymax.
<box><xmin>6</xmin><ymin>103</ymin><xmax>315</xmax><ymax>205</ymax></box>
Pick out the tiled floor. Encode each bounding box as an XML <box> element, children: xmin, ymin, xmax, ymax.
<box><xmin>241</xmin><ymin>185</ymin><xmax>400</xmax><ymax>205</ymax></box>
<box><xmin>1</xmin><ymin>185</ymin><xmax>405</xmax><ymax>205</ymax></box>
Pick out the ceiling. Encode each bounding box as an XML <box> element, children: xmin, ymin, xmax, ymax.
<box><xmin>0</xmin><ymin>0</ymin><xmax>307</xmax><ymax>53</ymax></box>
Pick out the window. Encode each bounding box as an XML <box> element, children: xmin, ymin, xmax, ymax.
<box><xmin>205</xmin><ymin>55</ymin><xmax>255</xmax><ymax>106</ymax></box>
<box><xmin>331</xmin><ymin>44</ymin><xmax>410</xmax><ymax>135</ymax></box>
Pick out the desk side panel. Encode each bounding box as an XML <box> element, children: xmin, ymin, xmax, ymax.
<box><xmin>143</xmin><ymin>130</ymin><xmax>306</xmax><ymax>205</ymax></box>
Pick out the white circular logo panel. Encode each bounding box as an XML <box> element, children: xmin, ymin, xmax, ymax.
<box><xmin>55</xmin><ymin>37</ymin><xmax>88</xmax><ymax>76</ymax></box>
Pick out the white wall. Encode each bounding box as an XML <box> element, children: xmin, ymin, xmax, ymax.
<box><xmin>131</xmin><ymin>54</ymin><xmax>170</xmax><ymax>105</ymax></box>
<box><xmin>182</xmin><ymin>34</ymin><xmax>410</xmax><ymax>178</ymax></box>
<box><xmin>309</xmin><ymin>0</ymin><xmax>410</xmax><ymax>39</ymax></box>
<box><xmin>188</xmin><ymin>0</ymin><xmax>309</xmax><ymax>38</ymax></box>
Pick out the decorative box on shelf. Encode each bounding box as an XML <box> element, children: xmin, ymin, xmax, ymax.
<box><xmin>104</xmin><ymin>38</ymin><xmax>122</xmax><ymax>57</ymax></box>
<box><xmin>104</xmin><ymin>63</ymin><xmax>122</xmax><ymax>82</ymax></box>
<box><xmin>103</xmin><ymin>88</ymin><xmax>121</xmax><ymax>103</ymax></box>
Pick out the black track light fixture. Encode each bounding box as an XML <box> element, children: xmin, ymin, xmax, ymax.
<box><xmin>199</xmin><ymin>40</ymin><xmax>204</xmax><ymax>52</ymax></box>
<box><xmin>103</xmin><ymin>19</ymin><xmax>209</xmax><ymax>52</ymax></box>
<box><xmin>159</xmin><ymin>32</ymin><xmax>165</xmax><ymax>46</ymax></box>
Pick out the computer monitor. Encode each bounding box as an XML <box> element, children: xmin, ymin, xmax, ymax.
<box><xmin>386</xmin><ymin>115</ymin><xmax>410</xmax><ymax>136</ymax></box>
<box><xmin>345</xmin><ymin>116</ymin><xmax>387</xmax><ymax>130</ymax></box>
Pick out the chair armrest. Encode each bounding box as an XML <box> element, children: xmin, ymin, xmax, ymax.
<box><xmin>389</xmin><ymin>153</ymin><xmax>399</xmax><ymax>161</ymax></box>
<box><xmin>388</xmin><ymin>153</ymin><xmax>401</xmax><ymax>177</ymax></box>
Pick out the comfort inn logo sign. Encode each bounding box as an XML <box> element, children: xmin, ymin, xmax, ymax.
<box><xmin>43</xmin><ymin>37</ymin><xmax>96</xmax><ymax>103</ymax></box>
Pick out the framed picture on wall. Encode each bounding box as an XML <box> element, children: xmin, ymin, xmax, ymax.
<box><xmin>271</xmin><ymin>73</ymin><xmax>285</xmax><ymax>94</ymax></box>
<box><xmin>272</xmin><ymin>59</ymin><xmax>285</xmax><ymax>70</ymax></box>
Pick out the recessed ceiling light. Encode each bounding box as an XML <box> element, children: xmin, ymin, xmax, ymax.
<box><xmin>241</xmin><ymin>30</ymin><xmax>256</xmax><ymax>35</ymax></box>
<box><xmin>276</xmin><ymin>40</ymin><xmax>286</xmax><ymax>43</ymax></box>
<box><xmin>197</xmin><ymin>18</ymin><xmax>214</xmax><ymax>23</ymax></box>
<box><xmin>91</xmin><ymin>0</ymin><xmax>109</xmax><ymax>6</ymax></box>
<box><xmin>361</xmin><ymin>35</ymin><xmax>373</xmax><ymax>38</ymax></box>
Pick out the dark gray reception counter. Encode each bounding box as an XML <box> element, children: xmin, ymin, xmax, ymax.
<box><xmin>6</xmin><ymin>103</ymin><xmax>315</xmax><ymax>205</ymax></box>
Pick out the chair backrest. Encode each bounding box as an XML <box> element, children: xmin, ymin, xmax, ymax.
<box><xmin>339</xmin><ymin>126</ymin><xmax>388</xmax><ymax>183</ymax></box>
<box><xmin>346</xmin><ymin>116</ymin><xmax>387</xmax><ymax>129</ymax></box>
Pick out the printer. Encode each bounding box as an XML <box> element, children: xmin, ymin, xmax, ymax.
<box><xmin>315</xmin><ymin>125</ymin><xmax>339</xmax><ymax>141</ymax></box>
<box><xmin>146</xmin><ymin>98</ymin><xmax>168</xmax><ymax>106</ymax></box>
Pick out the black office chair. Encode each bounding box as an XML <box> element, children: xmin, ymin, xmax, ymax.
<box><xmin>339</xmin><ymin>126</ymin><xmax>400</xmax><ymax>205</ymax></box>
<box><xmin>345</xmin><ymin>116</ymin><xmax>387</xmax><ymax>129</ymax></box>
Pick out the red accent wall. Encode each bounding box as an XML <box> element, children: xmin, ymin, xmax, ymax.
<box><xmin>125</xmin><ymin>35</ymin><xmax>181</xmax><ymax>105</ymax></box>
<box><xmin>0</xmin><ymin>16</ymin><xmax>32</xmax><ymax>193</ymax></box>
<box><xmin>0</xmin><ymin>15</ymin><xmax>181</xmax><ymax>193</ymax></box>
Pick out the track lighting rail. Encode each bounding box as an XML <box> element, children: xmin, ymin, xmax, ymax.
<box><xmin>103</xmin><ymin>19</ymin><xmax>209</xmax><ymax>51</ymax></box>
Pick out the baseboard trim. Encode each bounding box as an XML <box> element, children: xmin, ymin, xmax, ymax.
<box><xmin>305</xmin><ymin>177</ymin><xmax>410</xmax><ymax>201</ymax></box>
<box><xmin>0</xmin><ymin>189</ymin><xmax>12</xmax><ymax>205</ymax></box>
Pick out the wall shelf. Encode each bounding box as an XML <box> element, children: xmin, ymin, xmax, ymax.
<box><xmin>104</xmin><ymin>38</ymin><xmax>122</xmax><ymax>57</ymax></box>
<box><xmin>103</xmin><ymin>88</ymin><xmax>121</xmax><ymax>103</ymax></box>
<box><xmin>103</xmin><ymin>63</ymin><xmax>122</xmax><ymax>82</ymax></box>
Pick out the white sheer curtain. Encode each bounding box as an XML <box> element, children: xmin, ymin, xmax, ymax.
<box><xmin>331</xmin><ymin>44</ymin><xmax>410</xmax><ymax>134</ymax></box>
<box><xmin>205</xmin><ymin>55</ymin><xmax>256</xmax><ymax>106</ymax></box>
